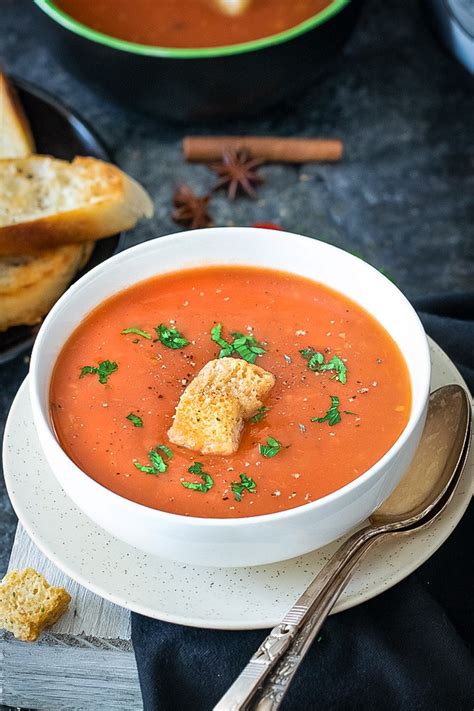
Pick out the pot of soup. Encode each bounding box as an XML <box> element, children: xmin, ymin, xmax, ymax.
<box><xmin>33</xmin><ymin>0</ymin><xmax>363</xmax><ymax>121</ymax></box>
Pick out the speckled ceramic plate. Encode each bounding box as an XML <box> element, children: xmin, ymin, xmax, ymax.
<box><xmin>3</xmin><ymin>338</ymin><xmax>472</xmax><ymax>629</ymax></box>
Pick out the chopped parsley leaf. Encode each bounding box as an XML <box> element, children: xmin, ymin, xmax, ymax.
<box><xmin>182</xmin><ymin>462</ymin><xmax>214</xmax><ymax>493</ymax></box>
<box><xmin>157</xmin><ymin>444</ymin><xmax>173</xmax><ymax>459</ymax></box>
<box><xmin>80</xmin><ymin>360</ymin><xmax>118</xmax><ymax>385</ymax></box>
<box><xmin>311</xmin><ymin>395</ymin><xmax>342</xmax><ymax>426</ymax></box>
<box><xmin>318</xmin><ymin>355</ymin><xmax>347</xmax><ymax>383</ymax></box>
<box><xmin>211</xmin><ymin>323</ymin><xmax>233</xmax><ymax>357</ymax></box>
<box><xmin>126</xmin><ymin>413</ymin><xmax>143</xmax><ymax>427</ymax></box>
<box><xmin>149</xmin><ymin>449</ymin><xmax>168</xmax><ymax>473</ymax></box>
<box><xmin>259</xmin><ymin>436</ymin><xmax>284</xmax><ymax>458</ymax></box>
<box><xmin>121</xmin><ymin>327</ymin><xmax>152</xmax><ymax>340</ymax></box>
<box><xmin>134</xmin><ymin>444</ymin><xmax>172</xmax><ymax>476</ymax></box>
<box><xmin>249</xmin><ymin>405</ymin><xmax>270</xmax><ymax>424</ymax></box>
<box><xmin>210</xmin><ymin>323</ymin><xmax>266</xmax><ymax>363</ymax></box>
<box><xmin>156</xmin><ymin>324</ymin><xmax>189</xmax><ymax>350</ymax></box>
<box><xmin>300</xmin><ymin>348</ymin><xmax>347</xmax><ymax>384</ymax></box>
<box><xmin>79</xmin><ymin>365</ymin><xmax>98</xmax><ymax>378</ymax></box>
<box><xmin>231</xmin><ymin>473</ymin><xmax>256</xmax><ymax>502</ymax></box>
<box><xmin>134</xmin><ymin>462</ymin><xmax>157</xmax><ymax>475</ymax></box>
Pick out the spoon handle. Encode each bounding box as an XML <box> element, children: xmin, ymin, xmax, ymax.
<box><xmin>252</xmin><ymin>533</ymin><xmax>386</xmax><ymax>711</ymax></box>
<box><xmin>213</xmin><ymin>525</ymin><xmax>378</xmax><ymax>711</ymax></box>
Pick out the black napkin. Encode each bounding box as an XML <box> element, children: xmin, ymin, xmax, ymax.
<box><xmin>132</xmin><ymin>293</ymin><xmax>474</xmax><ymax>711</ymax></box>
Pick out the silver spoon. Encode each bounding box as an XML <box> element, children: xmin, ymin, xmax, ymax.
<box><xmin>214</xmin><ymin>384</ymin><xmax>471</xmax><ymax>711</ymax></box>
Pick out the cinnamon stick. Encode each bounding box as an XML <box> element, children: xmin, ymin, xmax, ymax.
<box><xmin>183</xmin><ymin>136</ymin><xmax>343</xmax><ymax>163</ymax></box>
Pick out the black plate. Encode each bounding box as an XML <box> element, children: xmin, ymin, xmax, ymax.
<box><xmin>0</xmin><ymin>78</ymin><xmax>126</xmax><ymax>365</ymax></box>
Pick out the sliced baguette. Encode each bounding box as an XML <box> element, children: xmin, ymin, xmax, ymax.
<box><xmin>0</xmin><ymin>78</ymin><xmax>97</xmax><ymax>329</ymax></box>
<box><xmin>0</xmin><ymin>241</ymin><xmax>94</xmax><ymax>331</ymax></box>
<box><xmin>0</xmin><ymin>155</ymin><xmax>154</xmax><ymax>255</ymax></box>
<box><xmin>0</xmin><ymin>72</ymin><xmax>35</xmax><ymax>158</ymax></box>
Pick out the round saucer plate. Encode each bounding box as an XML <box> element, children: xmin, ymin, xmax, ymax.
<box><xmin>3</xmin><ymin>338</ymin><xmax>472</xmax><ymax>630</ymax></box>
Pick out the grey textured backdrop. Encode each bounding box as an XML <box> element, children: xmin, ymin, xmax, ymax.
<box><xmin>0</xmin><ymin>0</ymin><xmax>473</xmax><ymax>579</ymax></box>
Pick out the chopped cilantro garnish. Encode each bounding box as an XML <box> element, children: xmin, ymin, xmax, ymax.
<box><xmin>232</xmin><ymin>332</ymin><xmax>266</xmax><ymax>363</ymax></box>
<box><xmin>300</xmin><ymin>348</ymin><xmax>347</xmax><ymax>384</ymax></box>
<box><xmin>157</xmin><ymin>444</ymin><xmax>173</xmax><ymax>459</ymax></box>
<box><xmin>156</xmin><ymin>324</ymin><xmax>189</xmax><ymax>350</ymax></box>
<box><xmin>134</xmin><ymin>462</ymin><xmax>157</xmax><ymax>475</ymax></box>
<box><xmin>126</xmin><ymin>413</ymin><xmax>143</xmax><ymax>427</ymax></box>
<box><xmin>231</xmin><ymin>473</ymin><xmax>256</xmax><ymax>502</ymax></box>
<box><xmin>318</xmin><ymin>355</ymin><xmax>347</xmax><ymax>383</ymax></box>
<box><xmin>259</xmin><ymin>436</ymin><xmax>284</xmax><ymax>458</ymax></box>
<box><xmin>210</xmin><ymin>323</ymin><xmax>266</xmax><ymax>363</ymax></box>
<box><xmin>250</xmin><ymin>405</ymin><xmax>270</xmax><ymax>424</ymax></box>
<box><xmin>149</xmin><ymin>450</ymin><xmax>168</xmax><ymax>473</ymax></box>
<box><xmin>80</xmin><ymin>360</ymin><xmax>118</xmax><ymax>385</ymax></box>
<box><xmin>121</xmin><ymin>327</ymin><xmax>152</xmax><ymax>340</ymax></box>
<box><xmin>182</xmin><ymin>462</ymin><xmax>214</xmax><ymax>493</ymax></box>
<box><xmin>311</xmin><ymin>395</ymin><xmax>342</xmax><ymax>426</ymax></box>
<box><xmin>80</xmin><ymin>365</ymin><xmax>98</xmax><ymax>378</ymax></box>
<box><xmin>211</xmin><ymin>323</ymin><xmax>233</xmax><ymax>357</ymax></box>
<box><xmin>134</xmin><ymin>444</ymin><xmax>172</xmax><ymax>476</ymax></box>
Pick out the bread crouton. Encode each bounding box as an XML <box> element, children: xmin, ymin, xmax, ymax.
<box><xmin>168</xmin><ymin>357</ymin><xmax>275</xmax><ymax>455</ymax></box>
<box><xmin>0</xmin><ymin>568</ymin><xmax>71</xmax><ymax>641</ymax></box>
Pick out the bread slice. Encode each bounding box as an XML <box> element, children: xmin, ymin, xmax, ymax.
<box><xmin>168</xmin><ymin>357</ymin><xmax>275</xmax><ymax>455</ymax></box>
<box><xmin>0</xmin><ymin>72</ymin><xmax>35</xmax><ymax>158</ymax></box>
<box><xmin>0</xmin><ymin>155</ymin><xmax>154</xmax><ymax>256</ymax></box>
<box><xmin>0</xmin><ymin>241</ymin><xmax>94</xmax><ymax>331</ymax></box>
<box><xmin>0</xmin><ymin>568</ymin><xmax>71</xmax><ymax>641</ymax></box>
<box><xmin>0</xmin><ymin>75</ymin><xmax>97</xmax><ymax>329</ymax></box>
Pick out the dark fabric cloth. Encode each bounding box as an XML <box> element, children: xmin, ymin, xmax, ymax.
<box><xmin>132</xmin><ymin>293</ymin><xmax>474</xmax><ymax>711</ymax></box>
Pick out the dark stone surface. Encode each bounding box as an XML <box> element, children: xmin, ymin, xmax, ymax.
<box><xmin>0</xmin><ymin>0</ymin><xmax>472</xmax><ymax>582</ymax></box>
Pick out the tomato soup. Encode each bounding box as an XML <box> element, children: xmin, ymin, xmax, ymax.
<box><xmin>54</xmin><ymin>0</ymin><xmax>334</xmax><ymax>48</ymax></box>
<box><xmin>50</xmin><ymin>266</ymin><xmax>411</xmax><ymax>519</ymax></box>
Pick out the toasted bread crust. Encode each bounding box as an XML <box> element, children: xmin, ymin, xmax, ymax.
<box><xmin>0</xmin><ymin>568</ymin><xmax>71</xmax><ymax>641</ymax></box>
<box><xmin>0</xmin><ymin>156</ymin><xmax>153</xmax><ymax>255</ymax></box>
<box><xmin>0</xmin><ymin>242</ymin><xmax>94</xmax><ymax>331</ymax></box>
<box><xmin>168</xmin><ymin>357</ymin><xmax>275</xmax><ymax>455</ymax></box>
<box><xmin>0</xmin><ymin>73</ymin><xmax>35</xmax><ymax>159</ymax></box>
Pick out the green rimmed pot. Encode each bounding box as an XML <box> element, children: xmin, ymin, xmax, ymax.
<box><xmin>34</xmin><ymin>0</ymin><xmax>363</xmax><ymax>122</ymax></box>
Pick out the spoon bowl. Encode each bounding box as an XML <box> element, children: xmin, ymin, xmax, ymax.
<box><xmin>372</xmin><ymin>384</ymin><xmax>471</xmax><ymax>527</ymax></box>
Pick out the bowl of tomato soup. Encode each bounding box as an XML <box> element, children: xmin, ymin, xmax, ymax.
<box><xmin>33</xmin><ymin>0</ymin><xmax>362</xmax><ymax>121</ymax></box>
<box><xmin>30</xmin><ymin>228</ymin><xmax>430</xmax><ymax>567</ymax></box>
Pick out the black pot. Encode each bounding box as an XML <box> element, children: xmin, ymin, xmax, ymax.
<box><xmin>34</xmin><ymin>0</ymin><xmax>363</xmax><ymax>122</ymax></box>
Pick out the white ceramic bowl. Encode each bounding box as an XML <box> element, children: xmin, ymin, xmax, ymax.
<box><xmin>30</xmin><ymin>228</ymin><xmax>431</xmax><ymax>567</ymax></box>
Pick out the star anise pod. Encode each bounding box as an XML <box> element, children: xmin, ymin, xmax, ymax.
<box><xmin>209</xmin><ymin>147</ymin><xmax>265</xmax><ymax>200</ymax></box>
<box><xmin>172</xmin><ymin>184</ymin><xmax>213</xmax><ymax>229</ymax></box>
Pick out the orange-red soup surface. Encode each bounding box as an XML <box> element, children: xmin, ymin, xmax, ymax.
<box><xmin>54</xmin><ymin>0</ymin><xmax>333</xmax><ymax>48</ymax></box>
<box><xmin>50</xmin><ymin>267</ymin><xmax>411</xmax><ymax>518</ymax></box>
